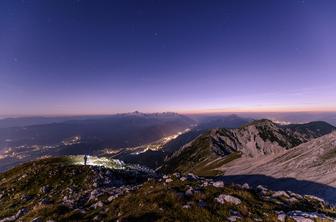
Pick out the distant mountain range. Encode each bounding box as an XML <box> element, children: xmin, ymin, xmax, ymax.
<box><xmin>0</xmin><ymin>112</ymin><xmax>195</xmax><ymax>150</ymax></box>
<box><xmin>0</xmin><ymin>115</ymin><xmax>115</xmax><ymax>128</ymax></box>
<box><xmin>235</xmin><ymin>111</ymin><xmax>336</xmax><ymax>127</ymax></box>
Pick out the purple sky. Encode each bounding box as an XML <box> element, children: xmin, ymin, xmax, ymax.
<box><xmin>0</xmin><ymin>0</ymin><xmax>335</xmax><ymax>116</ymax></box>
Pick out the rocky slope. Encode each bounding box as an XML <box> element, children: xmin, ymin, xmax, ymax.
<box><xmin>160</xmin><ymin>120</ymin><xmax>335</xmax><ymax>176</ymax></box>
<box><xmin>1</xmin><ymin>157</ymin><xmax>336</xmax><ymax>222</ymax></box>
<box><xmin>222</xmin><ymin>132</ymin><xmax>336</xmax><ymax>185</ymax></box>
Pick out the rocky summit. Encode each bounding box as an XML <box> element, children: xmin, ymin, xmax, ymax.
<box><xmin>1</xmin><ymin>157</ymin><xmax>336</xmax><ymax>222</ymax></box>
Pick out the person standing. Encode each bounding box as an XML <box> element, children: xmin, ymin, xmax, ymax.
<box><xmin>84</xmin><ymin>155</ymin><xmax>88</xmax><ymax>166</ymax></box>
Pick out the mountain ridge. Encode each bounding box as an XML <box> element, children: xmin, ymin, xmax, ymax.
<box><xmin>160</xmin><ymin>120</ymin><xmax>336</xmax><ymax>176</ymax></box>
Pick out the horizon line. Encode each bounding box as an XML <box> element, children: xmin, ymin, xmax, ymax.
<box><xmin>1</xmin><ymin>109</ymin><xmax>336</xmax><ymax>118</ymax></box>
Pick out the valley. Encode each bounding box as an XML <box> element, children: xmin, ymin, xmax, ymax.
<box><xmin>0</xmin><ymin>112</ymin><xmax>195</xmax><ymax>172</ymax></box>
<box><xmin>101</xmin><ymin>128</ymin><xmax>191</xmax><ymax>156</ymax></box>
<box><xmin>1</xmin><ymin>113</ymin><xmax>336</xmax><ymax>221</ymax></box>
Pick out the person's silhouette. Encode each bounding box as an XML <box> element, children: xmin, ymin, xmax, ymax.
<box><xmin>84</xmin><ymin>155</ymin><xmax>88</xmax><ymax>166</ymax></box>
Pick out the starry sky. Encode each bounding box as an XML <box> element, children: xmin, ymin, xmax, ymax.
<box><xmin>1</xmin><ymin>0</ymin><xmax>336</xmax><ymax>116</ymax></box>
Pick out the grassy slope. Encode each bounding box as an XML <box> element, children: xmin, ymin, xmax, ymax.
<box><xmin>0</xmin><ymin>158</ymin><xmax>336</xmax><ymax>221</ymax></box>
<box><xmin>0</xmin><ymin>157</ymin><xmax>95</xmax><ymax>219</ymax></box>
<box><xmin>18</xmin><ymin>174</ymin><xmax>336</xmax><ymax>222</ymax></box>
<box><xmin>160</xmin><ymin>133</ymin><xmax>241</xmax><ymax>176</ymax></box>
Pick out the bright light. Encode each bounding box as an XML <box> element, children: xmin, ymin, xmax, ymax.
<box><xmin>69</xmin><ymin>155</ymin><xmax>126</xmax><ymax>169</ymax></box>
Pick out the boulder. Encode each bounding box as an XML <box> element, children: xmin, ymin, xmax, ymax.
<box><xmin>185</xmin><ymin>187</ymin><xmax>193</xmax><ymax>196</ymax></box>
<box><xmin>215</xmin><ymin>194</ymin><xmax>241</xmax><ymax>205</ymax></box>
<box><xmin>288</xmin><ymin>197</ymin><xmax>299</xmax><ymax>203</ymax></box>
<box><xmin>227</xmin><ymin>216</ymin><xmax>241</xmax><ymax>222</ymax></box>
<box><xmin>201</xmin><ymin>181</ymin><xmax>209</xmax><ymax>187</ymax></box>
<box><xmin>182</xmin><ymin>204</ymin><xmax>191</xmax><ymax>209</ymax></box>
<box><xmin>276</xmin><ymin>211</ymin><xmax>286</xmax><ymax>222</ymax></box>
<box><xmin>288</xmin><ymin>191</ymin><xmax>303</xmax><ymax>200</ymax></box>
<box><xmin>272</xmin><ymin>191</ymin><xmax>290</xmax><ymax>198</ymax></box>
<box><xmin>257</xmin><ymin>185</ymin><xmax>268</xmax><ymax>191</ymax></box>
<box><xmin>242</xmin><ymin>183</ymin><xmax>250</xmax><ymax>189</ymax></box>
<box><xmin>165</xmin><ymin>178</ymin><xmax>173</xmax><ymax>183</ymax></box>
<box><xmin>212</xmin><ymin>181</ymin><xmax>224</xmax><ymax>188</ymax></box>
<box><xmin>108</xmin><ymin>195</ymin><xmax>118</xmax><ymax>202</ymax></box>
<box><xmin>304</xmin><ymin>195</ymin><xmax>324</xmax><ymax>203</ymax></box>
<box><xmin>92</xmin><ymin>201</ymin><xmax>104</xmax><ymax>209</ymax></box>
<box><xmin>180</xmin><ymin>177</ymin><xmax>187</xmax><ymax>182</ymax></box>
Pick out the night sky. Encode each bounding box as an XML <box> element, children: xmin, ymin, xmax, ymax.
<box><xmin>1</xmin><ymin>0</ymin><xmax>335</xmax><ymax>116</ymax></box>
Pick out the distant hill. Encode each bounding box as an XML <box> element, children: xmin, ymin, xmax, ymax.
<box><xmin>191</xmin><ymin>114</ymin><xmax>253</xmax><ymax>129</ymax></box>
<box><xmin>282</xmin><ymin>121</ymin><xmax>336</xmax><ymax>139</ymax></box>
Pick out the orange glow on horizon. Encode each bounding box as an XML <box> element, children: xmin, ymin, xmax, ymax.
<box><xmin>2</xmin><ymin>105</ymin><xmax>336</xmax><ymax>117</ymax></box>
<box><xmin>178</xmin><ymin>106</ymin><xmax>336</xmax><ymax>115</ymax></box>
